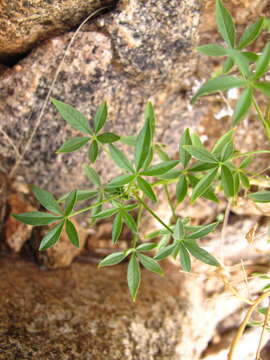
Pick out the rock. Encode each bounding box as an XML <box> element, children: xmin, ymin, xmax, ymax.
<box><xmin>37</xmin><ymin>219</ymin><xmax>88</xmax><ymax>268</ymax></box>
<box><xmin>0</xmin><ymin>0</ymin><xmax>117</xmax><ymax>61</ymax></box>
<box><xmin>4</xmin><ymin>192</ymin><xmax>35</xmax><ymax>253</ymax></box>
<box><xmin>0</xmin><ymin>257</ymin><xmax>240</xmax><ymax>360</ymax></box>
<box><xmin>0</xmin><ymin>0</ymin><xmax>201</xmax><ymax>195</ymax></box>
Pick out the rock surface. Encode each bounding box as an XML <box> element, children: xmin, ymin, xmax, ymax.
<box><xmin>0</xmin><ymin>0</ymin><xmax>201</xmax><ymax>195</ymax></box>
<box><xmin>0</xmin><ymin>257</ymin><xmax>217</xmax><ymax>360</ymax></box>
<box><xmin>0</xmin><ymin>0</ymin><xmax>116</xmax><ymax>61</ymax></box>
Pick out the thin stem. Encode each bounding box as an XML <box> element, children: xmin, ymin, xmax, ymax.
<box><xmin>164</xmin><ymin>185</ymin><xmax>177</xmax><ymax>222</ymax></box>
<box><xmin>220</xmin><ymin>201</ymin><xmax>231</xmax><ymax>266</ymax></box>
<box><xmin>69</xmin><ymin>194</ymin><xmax>120</xmax><ymax>217</ymax></box>
<box><xmin>228</xmin><ymin>289</ymin><xmax>270</xmax><ymax>360</ymax></box>
<box><xmin>252</xmin><ymin>97</ymin><xmax>270</xmax><ymax>143</ymax></box>
<box><xmin>255</xmin><ymin>298</ymin><xmax>270</xmax><ymax>360</ymax></box>
<box><xmin>132</xmin><ymin>202</ymin><xmax>143</xmax><ymax>248</ymax></box>
<box><xmin>133</xmin><ymin>194</ymin><xmax>173</xmax><ymax>234</ymax></box>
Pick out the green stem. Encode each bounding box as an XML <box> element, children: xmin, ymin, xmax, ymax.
<box><xmin>252</xmin><ymin>97</ymin><xmax>270</xmax><ymax>143</ymax></box>
<box><xmin>164</xmin><ymin>185</ymin><xmax>177</xmax><ymax>222</ymax></box>
<box><xmin>132</xmin><ymin>202</ymin><xmax>143</xmax><ymax>248</ymax></box>
<box><xmin>133</xmin><ymin>194</ymin><xmax>173</xmax><ymax>233</ymax></box>
<box><xmin>70</xmin><ymin>194</ymin><xmax>120</xmax><ymax>217</ymax></box>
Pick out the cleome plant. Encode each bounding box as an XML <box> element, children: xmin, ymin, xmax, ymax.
<box><xmin>12</xmin><ymin>0</ymin><xmax>270</xmax><ymax>358</ymax></box>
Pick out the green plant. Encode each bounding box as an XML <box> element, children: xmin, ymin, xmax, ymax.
<box><xmin>12</xmin><ymin>0</ymin><xmax>270</xmax><ymax>358</ymax></box>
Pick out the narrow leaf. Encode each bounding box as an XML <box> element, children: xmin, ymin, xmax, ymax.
<box><xmin>39</xmin><ymin>221</ymin><xmax>64</xmax><ymax>251</ymax></box>
<box><xmin>88</xmin><ymin>140</ymin><xmax>99</xmax><ymax>163</ymax></box>
<box><xmin>137</xmin><ymin>253</ymin><xmax>164</xmax><ymax>275</ymax></box>
<box><xmin>137</xmin><ymin>176</ymin><xmax>157</xmax><ymax>202</ymax></box>
<box><xmin>65</xmin><ymin>190</ymin><xmax>77</xmax><ymax>216</ymax></box>
<box><xmin>99</xmin><ymin>251</ymin><xmax>127</xmax><ymax>267</ymax></box>
<box><xmin>197</xmin><ymin>44</ymin><xmax>227</xmax><ymax>56</ymax></box>
<box><xmin>135</xmin><ymin>120</ymin><xmax>151</xmax><ymax>171</ymax></box>
<box><xmin>176</xmin><ymin>175</ymin><xmax>188</xmax><ymax>203</ymax></box>
<box><xmin>179</xmin><ymin>242</ymin><xmax>191</xmax><ymax>272</ymax></box>
<box><xmin>191</xmin><ymin>167</ymin><xmax>218</xmax><ymax>202</ymax></box>
<box><xmin>91</xmin><ymin>207</ymin><xmax>118</xmax><ymax>219</ymax></box>
<box><xmin>239</xmin><ymin>172</ymin><xmax>250</xmax><ymax>188</ymax></box>
<box><xmin>120</xmin><ymin>135</ymin><xmax>137</xmax><ymax>146</ymax></box>
<box><xmin>32</xmin><ymin>185</ymin><xmax>62</xmax><ymax>215</ymax></box>
<box><xmin>128</xmin><ymin>254</ymin><xmax>141</xmax><ymax>301</ymax></box>
<box><xmin>57</xmin><ymin>137</ymin><xmax>90</xmax><ymax>153</ymax></box>
<box><xmin>184</xmin><ymin>241</ymin><xmax>220</xmax><ymax>266</ymax></box>
<box><xmin>84</xmin><ymin>164</ymin><xmax>101</xmax><ymax>187</ymax></box>
<box><xmin>253</xmin><ymin>81</ymin><xmax>270</xmax><ymax>97</ymax></box>
<box><xmin>109</xmin><ymin>144</ymin><xmax>134</xmax><ymax>173</ymax></box>
<box><xmin>212</xmin><ymin>130</ymin><xmax>234</xmax><ymax>155</ymax></box>
<box><xmin>223</xmin><ymin>57</ymin><xmax>234</xmax><ymax>73</ymax></box>
<box><xmin>215</xmin><ymin>0</ymin><xmax>235</xmax><ymax>48</ymax></box>
<box><xmin>253</xmin><ymin>43</ymin><xmax>270</xmax><ymax>80</ymax></box>
<box><xmin>192</xmin><ymin>76</ymin><xmax>247</xmax><ymax>104</ymax></box>
<box><xmin>97</xmin><ymin>132</ymin><xmax>120</xmax><ymax>144</ymax></box>
<box><xmin>233</xmin><ymin>87</ymin><xmax>253</xmax><ymax>125</ymax></box>
<box><xmin>141</xmin><ymin>161</ymin><xmax>179</xmax><ymax>176</ymax></box>
<box><xmin>248</xmin><ymin>191</ymin><xmax>270</xmax><ymax>203</ymax></box>
<box><xmin>154</xmin><ymin>244</ymin><xmax>176</xmax><ymax>260</ymax></box>
<box><xmin>238</xmin><ymin>18</ymin><xmax>264</xmax><ymax>50</ymax></box>
<box><xmin>121</xmin><ymin>210</ymin><xmax>137</xmax><ymax>233</ymax></box>
<box><xmin>184</xmin><ymin>145</ymin><xmax>219</xmax><ymax>163</ymax></box>
<box><xmin>94</xmin><ymin>102</ymin><xmax>107</xmax><ymax>133</ymax></box>
<box><xmin>188</xmin><ymin>174</ymin><xmax>219</xmax><ymax>203</ymax></box>
<box><xmin>65</xmin><ymin>219</ymin><xmax>80</xmax><ymax>248</ymax></box>
<box><xmin>12</xmin><ymin>212</ymin><xmax>63</xmax><ymax>226</ymax></box>
<box><xmin>136</xmin><ymin>243</ymin><xmax>157</xmax><ymax>252</ymax></box>
<box><xmin>112</xmin><ymin>213</ymin><xmax>123</xmax><ymax>244</ymax></box>
<box><xmin>51</xmin><ymin>98</ymin><xmax>92</xmax><ymax>135</ymax></box>
<box><xmin>220</xmin><ymin>140</ymin><xmax>234</xmax><ymax>161</ymax></box>
<box><xmin>221</xmin><ymin>165</ymin><xmax>235</xmax><ymax>197</ymax></box>
<box><xmin>186</xmin><ymin>222</ymin><xmax>218</xmax><ymax>240</ymax></box>
<box><xmin>179</xmin><ymin>128</ymin><xmax>192</xmax><ymax>168</ymax></box>
<box><xmin>107</xmin><ymin>174</ymin><xmax>135</xmax><ymax>188</ymax></box>
<box><xmin>173</xmin><ymin>218</ymin><xmax>185</xmax><ymax>241</ymax></box>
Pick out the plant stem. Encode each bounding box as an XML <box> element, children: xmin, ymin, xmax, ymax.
<box><xmin>70</xmin><ymin>194</ymin><xmax>120</xmax><ymax>217</ymax></box>
<box><xmin>228</xmin><ymin>289</ymin><xmax>270</xmax><ymax>360</ymax></box>
<box><xmin>255</xmin><ymin>298</ymin><xmax>270</xmax><ymax>360</ymax></box>
<box><xmin>132</xmin><ymin>201</ymin><xmax>143</xmax><ymax>248</ymax></box>
<box><xmin>133</xmin><ymin>194</ymin><xmax>173</xmax><ymax>234</ymax></box>
<box><xmin>164</xmin><ymin>185</ymin><xmax>177</xmax><ymax>222</ymax></box>
<box><xmin>252</xmin><ymin>97</ymin><xmax>270</xmax><ymax>143</ymax></box>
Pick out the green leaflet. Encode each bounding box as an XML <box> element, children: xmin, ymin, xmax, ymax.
<box><xmin>57</xmin><ymin>137</ymin><xmax>90</xmax><ymax>153</ymax></box>
<box><xmin>191</xmin><ymin>167</ymin><xmax>219</xmax><ymax>203</ymax></box>
<box><xmin>93</xmin><ymin>102</ymin><xmax>108</xmax><ymax>133</ymax></box>
<box><xmin>233</xmin><ymin>87</ymin><xmax>253</xmax><ymax>126</ymax></box>
<box><xmin>32</xmin><ymin>185</ymin><xmax>62</xmax><ymax>215</ymax></box>
<box><xmin>39</xmin><ymin>221</ymin><xmax>65</xmax><ymax>251</ymax></box>
<box><xmin>238</xmin><ymin>18</ymin><xmax>264</xmax><ymax>50</ymax></box>
<box><xmin>215</xmin><ymin>0</ymin><xmax>235</xmax><ymax>48</ymax></box>
<box><xmin>65</xmin><ymin>219</ymin><xmax>80</xmax><ymax>248</ymax></box>
<box><xmin>179</xmin><ymin>242</ymin><xmax>191</xmax><ymax>272</ymax></box>
<box><xmin>128</xmin><ymin>254</ymin><xmax>141</xmax><ymax>301</ymax></box>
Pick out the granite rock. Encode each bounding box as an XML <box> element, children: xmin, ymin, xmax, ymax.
<box><xmin>0</xmin><ymin>0</ymin><xmax>201</xmax><ymax>195</ymax></box>
<box><xmin>0</xmin><ymin>0</ymin><xmax>117</xmax><ymax>61</ymax></box>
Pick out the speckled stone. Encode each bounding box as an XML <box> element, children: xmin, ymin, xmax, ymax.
<box><xmin>0</xmin><ymin>0</ymin><xmax>201</xmax><ymax>195</ymax></box>
<box><xmin>0</xmin><ymin>257</ymin><xmax>220</xmax><ymax>360</ymax></box>
<box><xmin>0</xmin><ymin>0</ymin><xmax>117</xmax><ymax>60</ymax></box>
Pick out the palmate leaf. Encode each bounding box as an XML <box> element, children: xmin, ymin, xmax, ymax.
<box><xmin>51</xmin><ymin>98</ymin><xmax>92</xmax><ymax>135</ymax></box>
<box><xmin>13</xmin><ymin>212</ymin><xmax>63</xmax><ymax>226</ymax></box>
<box><xmin>32</xmin><ymin>185</ymin><xmax>62</xmax><ymax>215</ymax></box>
<box><xmin>93</xmin><ymin>102</ymin><xmax>107</xmax><ymax>133</ymax></box>
<box><xmin>57</xmin><ymin>137</ymin><xmax>90</xmax><ymax>153</ymax></box>
<box><xmin>238</xmin><ymin>18</ymin><xmax>264</xmax><ymax>50</ymax></box>
<box><xmin>233</xmin><ymin>87</ymin><xmax>253</xmax><ymax>126</ymax></box>
<box><xmin>184</xmin><ymin>240</ymin><xmax>220</xmax><ymax>267</ymax></box>
<box><xmin>192</xmin><ymin>76</ymin><xmax>247</xmax><ymax>104</ymax></box>
<box><xmin>137</xmin><ymin>253</ymin><xmax>164</xmax><ymax>275</ymax></box>
<box><xmin>215</xmin><ymin>0</ymin><xmax>235</xmax><ymax>48</ymax></box>
<box><xmin>65</xmin><ymin>219</ymin><xmax>80</xmax><ymax>248</ymax></box>
<box><xmin>128</xmin><ymin>253</ymin><xmax>141</xmax><ymax>301</ymax></box>
<box><xmin>39</xmin><ymin>221</ymin><xmax>65</xmax><ymax>251</ymax></box>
